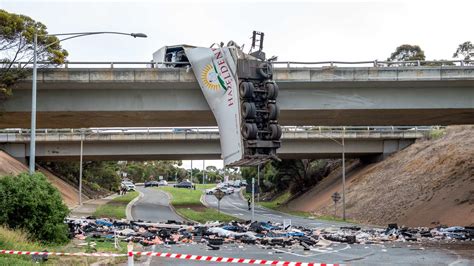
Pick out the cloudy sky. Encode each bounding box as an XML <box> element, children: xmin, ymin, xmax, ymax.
<box><xmin>2</xmin><ymin>0</ymin><xmax>472</xmax><ymax>169</ymax></box>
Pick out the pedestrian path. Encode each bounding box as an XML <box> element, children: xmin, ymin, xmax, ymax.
<box><xmin>69</xmin><ymin>194</ymin><xmax>119</xmax><ymax>218</ymax></box>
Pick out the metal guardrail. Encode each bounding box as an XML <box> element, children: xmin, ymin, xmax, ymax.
<box><xmin>0</xmin><ymin>126</ymin><xmax>442</xmax><ymax>136</ymax></box>
<box><xmin>8</xmin><ymin>60</ymin><xmax>473</xmax><ymax>69</ymax></box>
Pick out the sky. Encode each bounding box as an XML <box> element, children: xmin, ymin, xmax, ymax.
<box><xmin>2</xmin><ymin>0</ymin><xmax>473</xmax><ymax>169</ymax></box>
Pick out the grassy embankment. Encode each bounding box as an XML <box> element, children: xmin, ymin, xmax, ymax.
<box><xmin>253</xmin><ymin>190</ymin><xmax>354</xmax><ymax>223</ymax></box>
<box><xmin>0</xmin><ymin>226</ymin><xmax>126</xmax><ymax>265</ymax></box>
<box><xmin>93</xmin><ymin>191</ymin><xmax>139</xmax><ymax>219</ymax></box>
<box><xmin>159</xmin><ymin>184</ymin><xmax>238</xmax><ymax>223</ymax></box>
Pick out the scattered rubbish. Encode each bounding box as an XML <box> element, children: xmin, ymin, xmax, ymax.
<box><xmin>65</xmin><ymin>217</ymin><xmax>473</xmax><ymax>252</ymax></box>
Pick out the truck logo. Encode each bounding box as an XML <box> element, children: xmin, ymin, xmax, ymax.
<box><xmin>201</xmin><ymin>63</ymin><xmax>227</xmax><ymax>92</ymax></box>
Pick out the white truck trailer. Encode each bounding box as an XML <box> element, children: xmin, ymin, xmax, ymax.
<box><xmin>153</xmin><ymin>32</ymin><xmax>281</xmax><ymax>167</ymax></box>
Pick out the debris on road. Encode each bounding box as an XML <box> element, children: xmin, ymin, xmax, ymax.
<box><xmin>66</xmin><ymin>217</ymin><xmax>474</xmax><ymax>250</ymax></box>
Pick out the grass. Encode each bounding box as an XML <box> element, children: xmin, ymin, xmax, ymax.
<box><xmin>158</xmin><ymin>184</ymin><xmax>238</xmax><ymax>223</ymax></box>
<box><xmin>259</xmin><ymin>191</ymin><xmax>291</xmax><ymax>210</ymax></box>
<box><xmin>428</xmin><ymin>128</ymin><xmax>446</xmax><ymax>139</ymax></box>
<box><xmin>176</xmin><ymin>208</ymin><xmax>236</xmax><ymax>223</ymax></box>
<box><xmin>93</xmin><ymin>191</ymin><xmax>139</xmax><ymax>219</ymax></box>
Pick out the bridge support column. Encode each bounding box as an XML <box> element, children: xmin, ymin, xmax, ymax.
<box><xmin>0</xmin><ymin>143</ymin><xmax>28</xmax><ymax>164</ymax></box>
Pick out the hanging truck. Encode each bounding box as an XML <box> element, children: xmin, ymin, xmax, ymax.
<box><xmin>153</xmin><ymin>32</ymin><xmax>282</xmax><ymax>167</ymax></box>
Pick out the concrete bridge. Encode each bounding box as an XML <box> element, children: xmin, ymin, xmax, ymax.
<box><xmin>1</xmin><ymin>65</ymin><xmax>473</xmax><ymax>128</ymax></box>
<box><xmin>0</xmin><ymin>127</ymin><xmax>429</xmax><ymax>161</ymax></box>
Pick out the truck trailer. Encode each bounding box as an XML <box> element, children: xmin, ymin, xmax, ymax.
<box><xmin>153</xmin><ymin>32</ymin><xmax>281</xmax><ymax>167</ymax></box>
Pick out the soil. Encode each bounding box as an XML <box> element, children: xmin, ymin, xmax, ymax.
<box><xmin>288</xmin><ymin>126</ymin><xmax>474</xmax><ymax>227</ymax></box>
<box><xmin>0</xmin><ymin>151</ymin><xmax>80</xmax><ymax>208</ymax></box>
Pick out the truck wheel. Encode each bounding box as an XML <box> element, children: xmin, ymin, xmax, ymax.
<box><xmin>266</xmin><ymin>82</ymin><xmax>279</xmax><ymax>100</ymax></box>
<box><xmin>239</xmin><ymin>82</ymin><xmax>254</xmax><ymax>99</ymax></box>
<box><xmin>242</xmin><ymin>102</ymin><xmax>257</xmax><ymax>119</ymax></box>
<box><xmin>269</xmin><ymin>124</ymin><xmax>282</xmax><ymax>140</ymax></box>
<box><xmin>267</xmin><ymin>103</ymin><xmax>279</xmax><ymax>120</ymax></box>
<box><xmin>241</xmin><ymin>123</ymin><xmax>258</xmax><ymax>140</ymax></box>
<box><xmin>258</xmin><ymin>62</ymin><xmax>273</xmax><ymax>79</ymax></box>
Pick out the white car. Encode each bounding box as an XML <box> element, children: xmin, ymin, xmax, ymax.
<box><xmin>121</xmin><ymin>181</ymin><xmax>136</xmax><ymax>191</ymax></box>
<box><xmin>158</xmin><ymin>180</ymin><xmax>168</xmax><ymax>186</ymax></box>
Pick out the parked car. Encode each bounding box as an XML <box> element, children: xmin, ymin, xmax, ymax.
<box><xmin>144</xmin><ymin>181</ymin><xmax>159</xmax><ymax>187</ymax></box>
<box><xmin>220</xmin><ymin>187</ymin><xmax>234</xmax><ymax>195</ymax></box>
<box><xmin>174</xmin><ymin>181</ymin><xmax>193</xmax><ymax>189</ymax></box>
<box><xmin>241</xmin><ymin>180</ymin><xmax>248</xmax><ymax>187</ymax></box>
<box><xmin>206</xmin><ymin>187</ymin><xmax>217</xmax><ymax>195</ymax></box>
<box><xmin>158</xmin><ymin>180</ymin><xmax>168</xmax><ymax>186</ymax></box>
<box><xmin>121</xmin><ymin>181</ymin><xmax>136</xmax><ymax>191</ymax></box>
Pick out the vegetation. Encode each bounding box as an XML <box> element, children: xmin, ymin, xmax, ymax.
<box><xmin>453</xmin><ymin>41</ymin><xmax>473</xmax><ymax>62</ymax></box>
<box><xmin>242</xmin><ymin>159</ymin><xmax>336</xmax><ymax>195</ymax></box>
<box><xmin>259</xmin><ymin>191</ymin><xmax>291</xmax><ymax>210</ymax></box>
<box><xmin>0</xmin><ymin>173</ymin><xmax>69</xmax><ymax>244</ymax></box>
<box><xmin>158</xmin><ymin>185</ymin><xmax>237</xmax><ymax>223</ymax></box>
<box><xmin>93</xmin><ymin>191</ymin><xmax>139</xmax><ymax>219</ymax></box>
<box><xmin>388</xmin><ymin>44</ymin><xmax>426</xmax><ymax>63</ymax></box>
<box><xmin>428</xmin><ymin>128</ymin><xmax>446</xmax><ymax>140</ymax></box>
<box><xmin>0</xmin><ymin>9</ymin><xmax>68</xmax><ymax>99</ymax></box>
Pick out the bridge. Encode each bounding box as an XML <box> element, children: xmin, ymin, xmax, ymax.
<box><xmin>1</xmin><ymin>64</ymin><xmax>473</xmax><ymax>128</ymax></box>
<box><xmin>0</xmin><ymin>127</ymin><xmax>430</xmax><ymax>161</ymax></box>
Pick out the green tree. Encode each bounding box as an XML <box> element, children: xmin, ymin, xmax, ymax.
<box><xmin>388</xmin><ymin>44</ymin><xmax>425</xmax><ymax>65</ymax></box>
<box><xmin>0</xmin><ymin>9</ymin><xmax>68</xmax><ymax>99</ymax></box>
<box><xmin>0</xmin><ymin>173</ymin><xmax>69</xmax><ymax>243</ymax></box>
<box><xmin>453</xmin><ymin>41</ymin><xmax>473</xmax><ymax>63</ymax></box>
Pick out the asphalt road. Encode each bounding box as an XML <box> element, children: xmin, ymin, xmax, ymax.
<box><xmin>131</xmin><ymin>186</ymin><xmax>183</xmax><ymax>222</ymax></box>
<box><xmin>128</xmin><ymin>186</ymin><xmax>471</xmax><ymax>265</ymax></box>
<box><xmin>204</xmin><ymin>188</ymin><xmax>351</xmax><ymax>228</ymax></box>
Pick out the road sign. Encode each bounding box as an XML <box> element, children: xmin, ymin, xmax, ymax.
<box><xmin>214</xmin><ymin>188</ymin><xmax>225</xmax><ymax>201</ymax></box>
<box><xmin>332</xmin><ymin>192</ymin><xmax>341</xmax><ymax>203</ymax></box>
<box><xmin>214</xmin><ymin>188</ymin><xmax>225</xmax><ymax>214</ymax></box>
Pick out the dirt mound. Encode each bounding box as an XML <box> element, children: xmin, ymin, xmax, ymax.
<box><xmin>288</xmin><ymin>126</ymin><xmax>474</xmax><ymax>226</ymax></box>
<box><xmin>0</xmin><ymin>151</ymin><xmax>80</xmax><ymax>207</ymax></box>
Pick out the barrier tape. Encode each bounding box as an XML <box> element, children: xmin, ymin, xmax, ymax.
<box><xmin>132</xmin><ymin>251</ymin><xmax>339</xmax><ymax>266</ymax></box>
<box><xmin>0</xmin><ymin>249</ymin><xmax>340</xmax><ymax>265</ymax></box>
<box><xmin>0</xmin><ymin>250</ymin><xmax>125</xmax><ymax>257</ymax></box>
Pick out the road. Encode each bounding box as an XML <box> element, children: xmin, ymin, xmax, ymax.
<box><xmin>204</xmin><ymin>188</ymin><xmax>351</xmax><ymax>228</ymax></box>
<box><xmin>128</xmin><ymin>186</ymin><xmax>471</xmax><ymax>265</ymax></box>
<box><xmin>131</xmin><ymin>186</ymin><xmax>183</xmax><ymax>222</ymax></box>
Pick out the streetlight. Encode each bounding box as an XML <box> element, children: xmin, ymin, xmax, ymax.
<box><xmin>29</xmin><ymin>31</ymin><xmax>147</xmax><ymax>174</ymax></box>
<box><xmin>315</xmin><ymin>129</ymin><xmax>346</xmax><ymax>220</ymax></box>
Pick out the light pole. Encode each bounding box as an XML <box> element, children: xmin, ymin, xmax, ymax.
<box><xmin>79</xmin><ymin>130</ymin><xmax>84</xmax><ymax>205</ymax></box>
<box><xmin>315</xmin><ymin>129</ymin><xmax>346</xmax><ymax>220</ymax></box>
<box><xmin>29</xmin><ymin>31</ymin><xmax>147</xmax><ymax>174</ymax></box>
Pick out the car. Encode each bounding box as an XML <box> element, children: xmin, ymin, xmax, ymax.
<box><xmin>241</xmin><ymin>180</ymin><xmax>248</xmax><ymax>187</ymax></box>
<box><xmin>206</xmin><ymin>187</ymin><xmax>217</xmax><ymax>195</ymax></box>
<box><xmin>158</xmin><ymin>180</ymin><xmax>168</xmax><ymax>186</ymax></box>
<box><xmin>121</xmin><ymin>181</ymin><xmax>136</xmax><ymax>191</ymax></box>
<box><xmin>220</xmin><ymin>187</ymin><xmax>234</xmax><ymax>195</ymax></box>
<box><xmin>174</xmin><ymin>181</ymin><xmax>193</xmax><ymax>189</ymax></box>
<box><xmin>144</xmin><ymin>181</ymin><xmax>159</xmax><ymax>187</ymax></box>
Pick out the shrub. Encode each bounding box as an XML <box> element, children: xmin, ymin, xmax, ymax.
<box><xmin>0</xmin><ymin>172</ymin><xmax>69</xmax><ymax>243</ymax></box>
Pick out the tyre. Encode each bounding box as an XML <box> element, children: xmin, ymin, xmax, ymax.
<box><xmin>266</xmin><ymin>82</ymin><xmax>279</xmax><ymax>100</ymax></box>
<box><xmin>241</xmin><ymin>123</ymin><xmax>258</xmax><ymax>139</ymax></box>
<box><xmin>239</xmin><ymin>82</ymin><xmax>254</xmax><ymax>99</ymax></box>
<box><xmin>258</xmin><ymin>62</ymin><xmax>273</xmax><ymax>79</ymax></box>
<box><xmin>242</xmin><ymin>102</ymin><xmax>257</xmax><ymax>119</ymax></box>
<box><xmin>269</xmin><ymin>124</ymin><xmax>282</xmax><ymax>140</ymax></box>
<box><xmin>267</xmin><ymin>103</ymin><xmax>279</xmax><ymax>120</ymax></box>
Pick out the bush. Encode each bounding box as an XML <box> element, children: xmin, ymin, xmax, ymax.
<box><xmin>0</xmin><ymin>172</ymin><xmax>69</xmax><ymax>243</ymax></box>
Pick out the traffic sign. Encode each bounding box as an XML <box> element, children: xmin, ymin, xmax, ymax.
<box><xmin>214</xmin><ymin>188</ymin><xmax>225</xmax><ymax>201</ymax></box>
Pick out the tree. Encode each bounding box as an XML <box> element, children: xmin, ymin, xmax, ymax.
<box><xmin>453</xmin><ymin>41</ymin><xmax>473</xmax><ymax>63</ymax></box>
<box><xmin>0</xmin><ymin>9</ymin><xmax>68</xmax><ymax>99</ymax></box>
<box><xmin>387</xmin><ymin>44</ymin><xmax>425</xmax><ymax>65</ymax></box>
<box><xmin>0</xmin><ymin>173</ymin><xmax>69</xmax><ymax>243</ymax></box>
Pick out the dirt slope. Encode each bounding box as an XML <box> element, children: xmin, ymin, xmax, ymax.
<box><xmin>0</xmin><ymin>151</ymin><xmax>80</xmax><ymax>207</ymax></box>
<box><xmin>288</xmin><ymin>126</ymin><xmax>474</xmax><ymax>227</ymax></box>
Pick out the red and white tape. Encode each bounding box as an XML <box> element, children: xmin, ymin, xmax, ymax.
<box><xmin>0</xmin><ymin>249</ymin><xmax>340</xmax><ymax>265</ymax></box>
<box><xmin>132</xmin><ymin>251</ymin><xmax>341</xmax><ymax>265</ymax></box>
<box><xmin>0</xmin><ymin>249</ymin><xmax>126</xmax><ymax>257</ymax></box>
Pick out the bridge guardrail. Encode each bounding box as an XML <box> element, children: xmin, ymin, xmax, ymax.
<box><xmin>0</xmin><ymin>126</ymin><xmax>442</xmax><ymax>136</ymax></box>
<box><xmin>9</xmin><ymin>60</ymin><xmax>473</xmax><ymax>69</ymax></box>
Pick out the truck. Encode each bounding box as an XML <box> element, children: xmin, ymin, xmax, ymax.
<box><xmin>152</xmin><ymin>31</ymin><xmax>282</xmax><ymax>167</ymax></box>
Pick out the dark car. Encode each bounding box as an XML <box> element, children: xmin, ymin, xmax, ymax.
<box><xmin>174</xmin><ymin>181</ymin><xmax>193</xmax><ymax>188</ymax></box>
<box><xmin>144</xmin><ymin>181</ymin><xmax>160</xmax><ymax>187</ymax></box>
